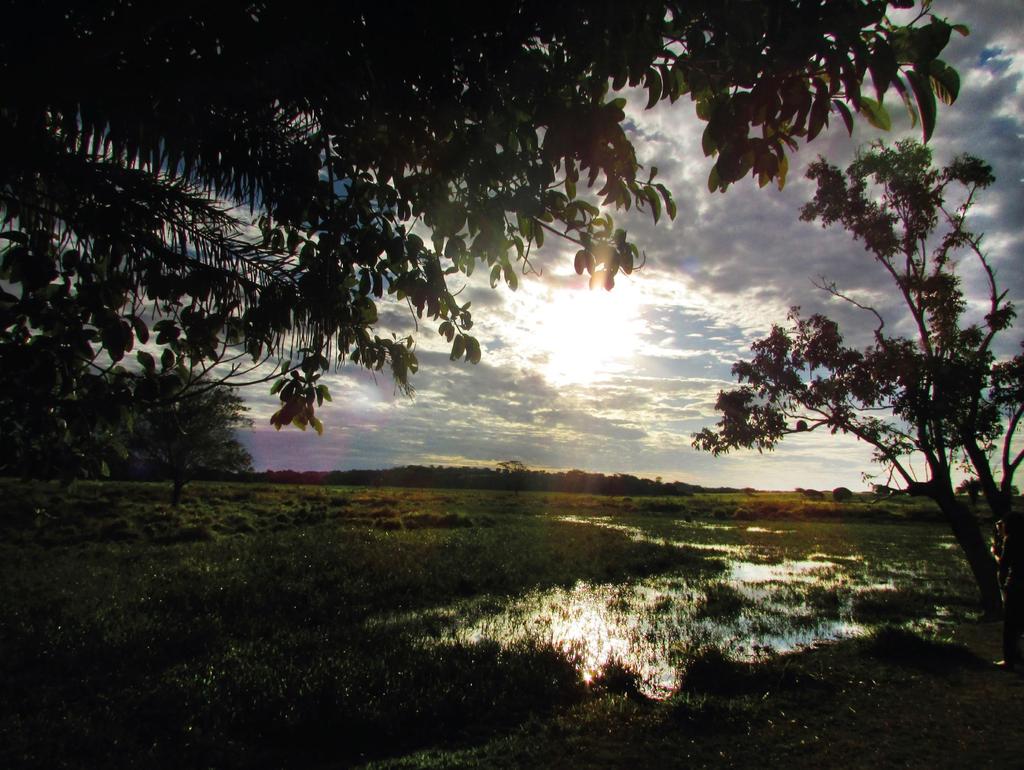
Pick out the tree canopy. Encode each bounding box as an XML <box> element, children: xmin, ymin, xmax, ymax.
<box><xmin>130</xmin><ymin>382</ymin><xmax>253</xmax><ymax>505</ymax></box>
<box><xmin>694</xmin><ymin>140</ymin><xmax>1022</xmax><ymax>616</ymax></box>
<box><xmin>0</xmin><ymin>1</ymin><xmax>964</xmax><ymax>477</ymax></box>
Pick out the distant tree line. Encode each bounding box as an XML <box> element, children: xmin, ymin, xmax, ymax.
<box><xmin>222</xmin><ymin>465</ymin><xmax>717</xmax><ymax>497</ymax></box>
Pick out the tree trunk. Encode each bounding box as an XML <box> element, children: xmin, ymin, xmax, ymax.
<box><xmin>171</xmin><ymin>477</ymin><xmax>185</xmax><ymax>507</ymax></box>
<box><xmin>937</xmin><ymin>495</ymin><xmax>1003</xmax><ymax>619</ymax></box>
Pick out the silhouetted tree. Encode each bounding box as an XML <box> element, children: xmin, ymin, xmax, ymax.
<box><xmin>695</xmin><ymin>141</ymin><xmax>1022</xmax><ymax>617</ymax></box>
<box><xmin>132</xmin><ymin>384</ymin><xmax>253</xmax><ymax>505</ymax></box>
<box><xmin>0</xmin><ymin>2</ymin><xmax>963</xmax><ymax>477</ymax></box>
<box><xmin>497</xmin><ymin>460</ymin><xmax>529</xmax><ymax>494</ymax></box>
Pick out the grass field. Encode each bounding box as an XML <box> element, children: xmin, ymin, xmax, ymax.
<box><xmin>1</xmin><ymin>480</ymin><xmax>1019</xmax><ymax>768</ymax></box>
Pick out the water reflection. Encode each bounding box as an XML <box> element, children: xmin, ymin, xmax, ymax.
<box><xmin>728</xmin><ymin>559</ymin><xmax>838</xmax><ymax>582</ymax></box>
<box><xmin>558</xmin><ymin>515</ymin><xmax>751</xmax><ymax>557</ymax></box>
<box><xmin>373</xmin><ymin>516</ymin><xmax>945</xmax><ymax>700</ymax></box>
<box><xmin>454</xmin><ymin>554</ymin><xmax>865</xmax><ymax>698</ymax></box>
<box><xmin>461</xmin><ymin>580</ymin><xmax>688</xmax><ymax>695</ymax></box>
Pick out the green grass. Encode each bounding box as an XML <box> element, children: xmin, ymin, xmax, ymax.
<box><xmin>0</xmin><ymin>480</ymin><xmax>1002</xmax><ymax>768</ymax></box>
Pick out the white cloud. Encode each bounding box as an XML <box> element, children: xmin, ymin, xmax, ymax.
<box><xmin>242</xmin><ymin>1</ymin><xmax>1024</xmax><ymax>490</ymax></box>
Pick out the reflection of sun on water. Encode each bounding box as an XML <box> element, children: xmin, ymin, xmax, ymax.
<box><xmin>459</xmin><ymin>524</ymin><xmax>868</xmax><ymax>698</ymax></box>
<box><xmin>536</xmin><ymin>285</ymin><xmax>644</xmax><ymax>386</ymax></box>
<box><xmin>550</xmin><ymin>601</ymin><xmax>630</xmax><ymax>677</ymax></box>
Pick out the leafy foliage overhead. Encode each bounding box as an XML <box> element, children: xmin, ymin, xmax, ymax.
<box><xmin>0</xmin><ymin>1</ymin><xmax>963</xmax><ymax>477</ymax></box>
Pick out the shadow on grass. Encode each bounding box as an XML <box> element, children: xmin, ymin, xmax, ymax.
<box><xmin>679</xmin><ymin>645</ymin><xmax>834</xmax><ymax>699</ymax></box>
<box><xmin>3</xmin><ymin>636</ymin><xmax>590</xmax><ymax>770</ymax></box>
<box><xmin>859</xmin><ymin>625</ymin><xmax>984</xmax><ymax>672</ymax></box>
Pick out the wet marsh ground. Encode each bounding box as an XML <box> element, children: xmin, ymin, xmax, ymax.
<box><xmin>1</xmin><ymin>481</ymin><xmax>1022</xmax><ymax>768</ymax></box>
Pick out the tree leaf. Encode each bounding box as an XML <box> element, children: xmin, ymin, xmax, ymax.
<box><xmin>858</xmin><ymin>96</ymin><xmax>891</xmax><ymax>131</ymax></box>
<box><xmin>465</xmin><ymin>336</ymin><xmax>481</xmax><ymax>364</ymax></box>
<box><xmin>868</xmin><ymin>43</ymin><xmax>898</xmax><ymax>101</ymax></box>
<box><xmin>833</xmin><ymin>101</ymin><xmax>854</xmax><ymax>136</ymax></box>
<box><xmin>643</xmin><ymin>186</ymin><xmax>662</xmax><ymax>223</ymax></box>
<box><xmin>929</xmin><ymin>59</ymin><xmax>959</xmax><ymax>105</ymax></box>
<box><xmin>906</xmin><ymin>69</ymin><xmax>936</xmax><ymax>142</ymax></box>
<box><xmin>707</xmin><ymin>165</ymin><xmax>722</xmax><ymax>193</ymax></box>
<box><xmin>130</xmin><ymin>315</ymin><xmax>149</xmax><ymax>344</ymax></box>
<box><xmin>701</xmin><ymin>123</ymin><xmax>717</xmax><ymax>157</ymax></box>
<box><xmin>776</xmin><ymin>153</ymin><xmax>789</xmax><ymax>191</ymax></box>
<box><xmin>658</xmin><ymin>184</ymin><xmax>677</xmax><ymax>219</ymax></box>
<box><xmin>645</xmin><ymin>67</ymin><xmax>662</xmax><ymax>109</ymax></box>
<box><xmin>451</xmin><ymin>335</ymin><xmax>465</xmax><ymax>361</ymax></box>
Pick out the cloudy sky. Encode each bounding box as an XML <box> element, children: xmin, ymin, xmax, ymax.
<box><xmin>241</xmin><ymin>0</ymin><xmax>1023</xmax><ymax>490</ymax></box>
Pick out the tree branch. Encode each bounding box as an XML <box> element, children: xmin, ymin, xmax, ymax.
<box><xmin>812</xmin><ymin>276</ymin><xmax>886</xmax><ymax>338</ymax></box>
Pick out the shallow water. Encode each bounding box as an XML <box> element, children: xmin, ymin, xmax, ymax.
<box><xmin>461</xmin><ymin>574</ymin><xmax>861</xmax><ymax>696</ymax></box>
<box><xmin>370</xmin><ymin>514</ymin><xmax>957</xmax><ymax>698</ymax></box>
<box><xmin>558</xmin><ymin>514</ymin><xmax>753</xmax><ymax>557</ymax></box>
<box><xmin>444</xmin><ymin>535</ymin><xmax>877</xmax><ymax>697</ymax></box>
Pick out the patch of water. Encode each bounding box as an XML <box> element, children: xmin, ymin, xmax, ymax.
<box><xmin>485</xmin><ymin>517</ymin><xmax>888</xmax><ymax>695</ymax></box>
<box><xmin>374</xmin><ymin>515</ymin><xmax>945</xmax><ymax>700</ymax></box>
<box><xmin>857</xmin><ymin>579</ymin><xmax>898</xmax><ymax>592</ymax></box>
<box><xmin>461</xmin><ymin>581</ymin><xmax>683</xmax><ymax>694</ymax></box>
<box><xmin>557</xmin><ymin>515</ymin><xmax>752</xmax><ymax>557</ymax></box>
<box><xmin>722</xmin><ymin>618</ymin><xmax>865</xmax><ymax>658</ymax></box>
<box><xmin>727</xmin><ymin>560</ymin><xmax>839</xmax><ymax>584</ymax></box>
<box><xmin>807</xmin><ymin>552</ymin><xmax>864</xmax><ymax>563</ymax></box>
<box><xmin>447</xmin><ymin>553</ymin><xmax>865</xmax><ymax>698</ymax></box>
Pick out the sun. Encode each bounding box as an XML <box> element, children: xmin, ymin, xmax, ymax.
<box><xmin>535</xmin><ymin>282</ymin><xmax>644</xmax><ymax>386</ymax></box>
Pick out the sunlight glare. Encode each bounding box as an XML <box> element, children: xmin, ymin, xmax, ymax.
<box><xmin>535</xmin><ymin>284</ymin><xmax>644</xmax><ymax>386</ymax></box>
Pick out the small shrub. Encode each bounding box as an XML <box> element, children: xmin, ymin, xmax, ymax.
<box><xmin>832</xmin><ymin>487</ymin><xmax>854</xmax><ymax>502</ymax></box>
<box><xmin>590</xmin><ymin>659</ymin><xmax>645</xmax><ymax>699</ymax></box>
<box><xmin>638</xmin><ymin>500</ymin><xmax>687</xmax><ymax>515</ymax></box>
<box><xmin>695</xmin><ymin>584</ymin><xmax>749</xmax><ymax>620</ymax></box>
<box><xmin>681</xmin><ymin>646</ymin><xmax>746</xmax><ymax>694</ymax></box>
<box><xmin>801</xmin><ymin>584</ymin><xmax>843</xmax><ymax>616</ymax></box>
